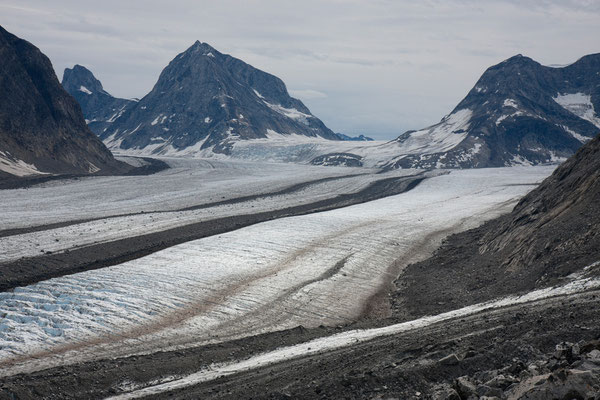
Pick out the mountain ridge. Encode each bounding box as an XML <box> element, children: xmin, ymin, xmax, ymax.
<box><xmin>64</xmin><ymin>41</ymin><xmax>339</xmax><ymax>156</ymax></box>
<box><xmin>0</xmin><ymin>25</ymin><xmax>130</xmax><ymax>180</ymax></box>
<box><xmin>62</xmin><ymin>64</ymin><xmax>137</xmax><ymax>136</ymax></box>
<box><xmin>383</xmin><ymin>53</ymin><xmax>600</xmax><ymax>169</ymax></box>
<box><xmin>394</xmin><ymin>132</ymin><xmax>600</xmax><ymax>319</ymax></box>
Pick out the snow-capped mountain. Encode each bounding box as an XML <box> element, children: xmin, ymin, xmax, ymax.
<box><xmin>62</xmin><ymin>65</ymin><xmax>136</xmax><ymax>136</ymax></box>
<box><xmin>0</xmin><ymin>25</ymin><xmax>129</xmax><ymax>180</ymax></box>
<box><xmin>72</xmin><ymin>41</ymin><xmax>338</xmax><ymax>156</ymax></box>
<box><xmin>383</xmin><ymin>53</ymin><xmax>600</xmax><ymax>169</ymax></box>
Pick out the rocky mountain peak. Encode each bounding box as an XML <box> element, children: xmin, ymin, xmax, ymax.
<box><xmin>90</xmin><ymin>41</ymin><xmax>337</xmax><ymax>156</ymax></box>
<box><xmin>62</xmin><ymin>65</ymin><xmax>136</xmax><ymax>137</ymax></box>
<box><xmin>63</xmin><ymin>64</ymin><xmax>106</xmax><ymax>95</ymax></box>
<box><xmin>188</xmin><ymin>40</ymin><xmax>217</xmax><ymax>53</ymax></box>
<box><xmin>382</xmin><ymin>53</ymin><xmax>600</xmax><ymax>169</ymax></box>
<box><xmin>0</xmin><ymin>25</ymin><xmax>129</xmax><ymax>179</ymax></box>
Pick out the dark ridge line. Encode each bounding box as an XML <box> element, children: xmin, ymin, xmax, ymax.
<box><xmin>0</xmin><ymin>174</ymin><xmax>427</xmax><ymax>292</ymax></box>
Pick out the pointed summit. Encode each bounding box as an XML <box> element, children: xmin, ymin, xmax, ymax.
<box><xmin>62</xmin><ymin>65</ymin><xmax>136</xmax><ymax>135</ymax></box>
<box><xmin>184</xmin><ymin>41</ymin><xmax>218</xmax><ymax>57</ymax></box>
<box><xmin>62</xmin><ymin>64</ymin><xmax>106</xmax><ymax>95</ymax></box>
<box><xmin>383</xmin><ymin>53</ymin><xmax>600</xmax><ymax>169</ymax></box>
<box><xmin>99</xmin><ymin>42</ymin><xmax>337</xmax><ymax>156</ymax></box>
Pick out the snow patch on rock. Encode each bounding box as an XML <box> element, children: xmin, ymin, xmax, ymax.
<box><xmin>0</xmin><ymin>151</ymin><xmax>48</xmax><ymax>177</ymax></box>
<box><xmin>553</xmin><ymin>92</ymin><xmax>600</xmax><ymax>129</ymax></box>
<box><xmin>78</xmin><ymin>86</ymin><xmax>92</xmax><ymax>95</ymax></box>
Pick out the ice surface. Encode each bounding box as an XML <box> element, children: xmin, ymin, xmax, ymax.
<box><xmin>561</xmin><ymin>125</ymin><xmax>592</xmax><ymax>143</ymax></box>
<box><xmin>0</xmin><ymin>166</ymin><xmax>554</xmax><ymax>376</ymax></box>
<box><xmin>397</xmin><ymin>108</ymin><xmax>472</xmax><ymax>152</ymax></box>
<box><xmin>106</xmin><ymin>105</ymin><xmax>128</xmax><ymax>124</ymax></box>
<box><xmin>503</xmin><ymin>98</ymin><xmax>518</xmax><ymax>108</ymax></box>
<box><xmin>100</xmin><ymin>103</ymin><xmax>476</xmax><ymax>167</ymax></box>
<box><xmin>0</xmin><ymin>158</ymin><xmax>368</xmax><ymax>231</ymax></box>
<box><xmin>262</xmin><ymin>99</ymin><xmax>313</xmax><ymax>125</ymax></box>
<box><xmin>0</xmin><ymin>167</ymin><xmax>419</xmax><ymax>264</ymax></box>
<box><xmin>150</xmin><ymin>114</ymin><xmax>162</xmax><ymax>125</ymax></box>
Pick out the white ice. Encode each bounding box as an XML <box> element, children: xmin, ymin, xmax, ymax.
<box><xmin>0</xmin><ymin>165</ymin><xmax>418</xmax><ymax>263</ymax></box>
<box><xmin>503</xmin><ymin>98</ymin><xmax>518</xmax><ymax>108</ymax></box>
<box><xmin>0</xmin><ymin>166</ymin><xmax>554</xmax><ymax>376</ymax></box>
<box><xmin>262</xmin><ymin>99</ymin><xmax>313</xmax><ymax>125</ymax></box>
<box><xmin>561</xmin><ymin>125</ymin><xmax>592</xmax><ymax>143</ymax></box>
<box><xmin>0</xmin><ymin>158</ymin><xmax>366</xmax><ymax>231</ymax></box>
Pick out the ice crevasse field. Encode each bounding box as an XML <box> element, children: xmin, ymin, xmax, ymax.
<box><xmin>0</xmin><ymin>161</ymin><xmax>555</xmax><ymax>376</ymax></box>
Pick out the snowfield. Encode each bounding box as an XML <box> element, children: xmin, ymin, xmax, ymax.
<box><xmin>84</xmin><ymin>109</ymin><xmax>479</xmax><ymax>168</ymax></box>
<box><xmin>0</xmin><ymin>166</ymin><xmax>555</xmax><ymax>376</ymax></box>
<box><xmin>0</xmin><ymin>151</ymin><xmax>48</xmax><ymax>177</ymax></box>
<box><xmin>554</xmin><ymin>92</ymin><xmax>600</xmax><ymax>129</ymax></box>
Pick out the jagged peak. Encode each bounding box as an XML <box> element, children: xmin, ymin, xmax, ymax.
<box><xmin>62</xmin><ymin>64</ymin><xmax>105</xmax><ymax>94</ymax></box>
<box><xmin>71</xmin><ymin>64</ymin><xmax>92</xmax><ymax>72</ymax></box>
<box><xmin>185</xmin><ymin>40</ymin><xmax>218</xmax><ymax>56</ymax></box>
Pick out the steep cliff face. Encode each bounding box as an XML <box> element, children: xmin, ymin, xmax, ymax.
<box><xmin>0</xmin><ymin>25</ymin><xmax>129</xmax><ymax>179</ymax></box>
<box><xmin>84</xmin><ymin>41</ymin><xmax>337</xmax><ymax>156</ymax></box>
<box><xmin>384</xmin><ymin>54</ymin><xmax>600</xmax><ymax>169</ymax></box>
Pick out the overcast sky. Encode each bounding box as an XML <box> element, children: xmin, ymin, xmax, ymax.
<box><xmin>2</xmin><ymin>0</ymin><xmax>599</xmax><ymax>139</ymax></box>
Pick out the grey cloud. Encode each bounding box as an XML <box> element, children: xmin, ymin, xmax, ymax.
<box><xmin>1</xmin><ymin>0</ymin><xmax>598</xmax><ymax>138</ymax></box>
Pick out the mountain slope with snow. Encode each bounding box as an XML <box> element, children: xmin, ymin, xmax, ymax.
<box><xmin>0</xmin><ymin>25</ymin><xmax>130</xmax><ymax>180</ymax></box>
<box><xmin>381</xmin><ymin>53</ymin><xmax>600</xmax><ymax>169</ymax></box>
<box><xmin>82</xmin><ymin>42</ymin><xmax>338</xmax><ymax>156</ymax></box>
<box><xmin>62</xmin><ymin>65</ymin><xmax>136</xmax><ymax>136</ymax></box>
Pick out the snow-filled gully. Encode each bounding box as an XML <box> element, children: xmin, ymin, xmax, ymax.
<box><xmin>0</xmin><ymin>167</ymin><xmax>554</xmax><ymax>378</ymax></box>
<box><xmin>107</xmin><ymin>274</ymin><xmax>600</xmax><ymax>399</ymax></box>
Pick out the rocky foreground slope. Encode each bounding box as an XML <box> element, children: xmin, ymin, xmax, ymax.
<box><xmin>64</xmin><ymin>42</ymin><xmax>338</xmax><ymax>156</ymax></box>
<box><xmin>0</xmin><ymin>25</ymin><xmax>131</xmax><ymax>181</ymax></box>
<box><xmin>394</xmin><ymin>133</ymin><xmax>600</xmax><ymax>319</ymax></box>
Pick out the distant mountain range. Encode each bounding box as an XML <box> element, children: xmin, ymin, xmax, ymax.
<box><xmin>63</xmin><ymin>42</ymin><xmax>339</xmax><ymax>156</ymax></box>
<box><xmin>63</xmin><ymin>43</ymin><xmax>599</xmax><ymax>169</ymax></box>
<box><xmin>382</xmin><ymin>53</ymin><xmax>600</xmax><ymax>168</ymax></box>
<box><xmin>0</xmin><ymin>25</ymin><xmax>130</xmax><ymax>181</ymax></box>
<box><xmin>335</xmin><ymin>133</ymin><xmax>374</xmax><ymax>141</ymax></box>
